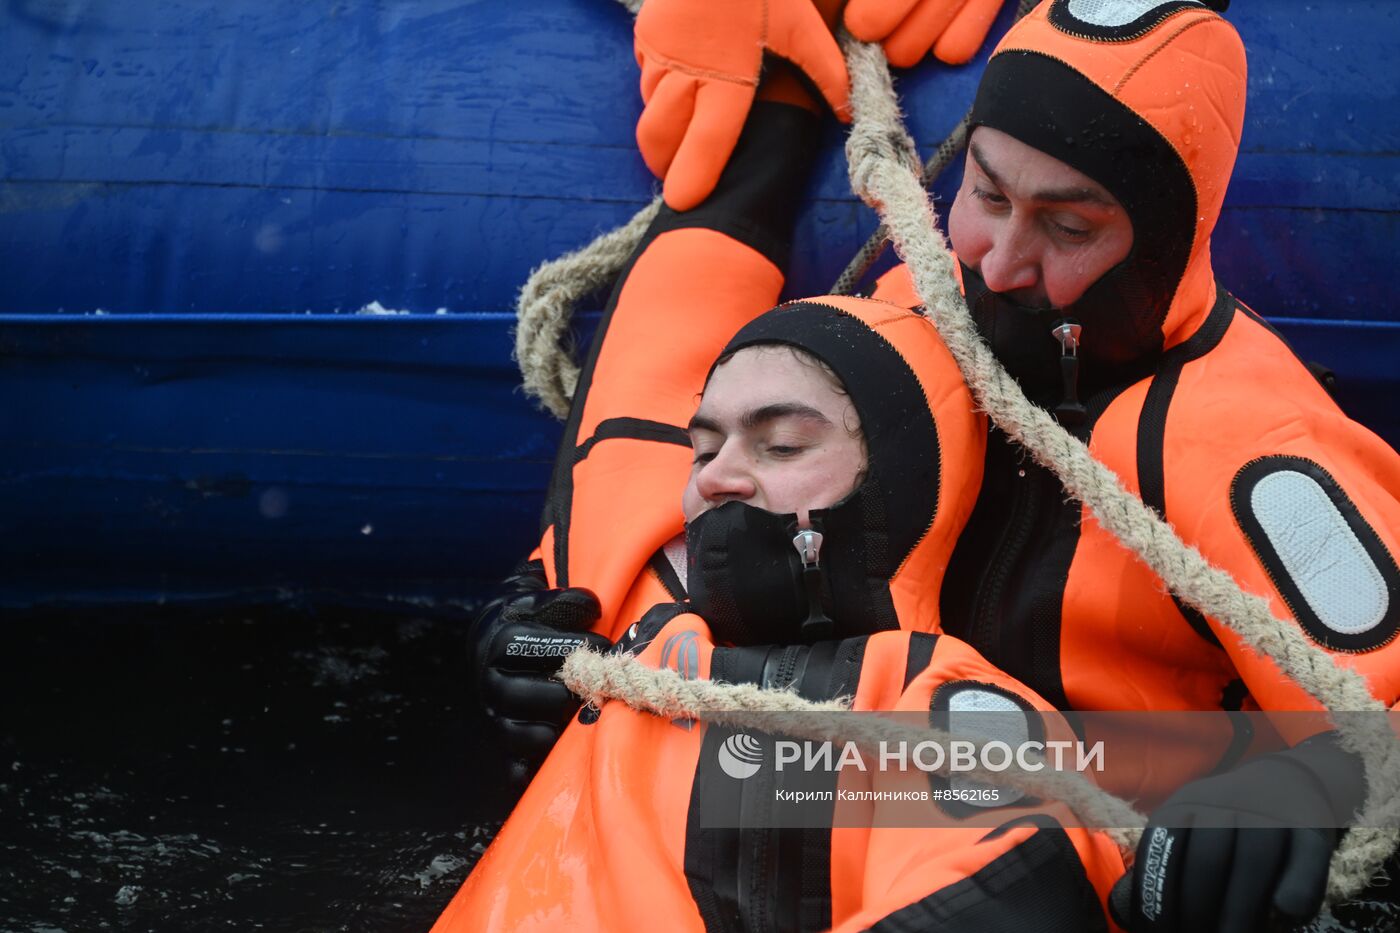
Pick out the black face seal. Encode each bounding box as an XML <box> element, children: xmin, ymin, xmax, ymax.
<box><xmin>967</xmin><ymin>50</ymin><xmax>1197</xmax><ymax>407</ymax></box>
<box><xmin>686</xmin><ymin>497</ymin><xmax>875</xmax><ymax>646</ymax></box>
<box><xmin>961</xmin><ymin>258</ymin><xmax>1165</xmax><ymax>422</ymax></box>
<box><xmin>685</xmin><ymin>501</ymin><xmax>812</xmax><ymax>645</ymax></box>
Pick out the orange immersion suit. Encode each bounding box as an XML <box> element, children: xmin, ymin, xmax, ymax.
<box><xmin>439</xmin><ymin>294</ymin><xmax>1125</xmax><ymax>931</ymax></box>
<box><xmin>444</xmin><ymin>0</ymin><xmax>1400</xmax><ymax>928</ymax></box>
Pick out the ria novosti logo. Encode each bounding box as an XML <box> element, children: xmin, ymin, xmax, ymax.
<box><xmin>717</xmin><ymin>733</ymin><xmax>764</xmax><ymax>779</ymax></box>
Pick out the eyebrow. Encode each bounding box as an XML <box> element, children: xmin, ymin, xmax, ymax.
<box><xmin>688</xmin><ymin>402</ymin><xmax>833</xmax><ymax>434</ymax></box>
<box><xmin>970</xmin><ymin>143</ymin><xmax>1118</xmax><ymax>208</ymax></box>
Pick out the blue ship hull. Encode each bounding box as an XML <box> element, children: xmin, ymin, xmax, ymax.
<box><xmin>2</xmin><ymin>1</ymin><xmax>1397</xmax><ymax>608</ymax></box>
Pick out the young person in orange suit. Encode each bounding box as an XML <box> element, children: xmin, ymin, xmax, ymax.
<box><xmin>456</xmin><ymin>281</ymin><xmax>1130</xmax><ymax>932</ymax></box>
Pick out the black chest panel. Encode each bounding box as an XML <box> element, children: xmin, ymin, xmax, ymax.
<box><xmin>939</xmin><ymin>428</ymin><xmax>1083</xmax><ymax>711</ymax></box>
<box><xmin>938</xmin><ymin>287</ymin><xmax>1240</xmax><ymax>712</ymax></box>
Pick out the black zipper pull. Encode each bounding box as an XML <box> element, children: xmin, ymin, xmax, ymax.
<box><xmin>1051</xmin><ymin>319</ymin><xmax>1087</xmax><ymax>427</ymax></box>
<box><xmin>792</xmin><ymin>527</ymin><xmax>833</xmax><ymax>641</ymax></box>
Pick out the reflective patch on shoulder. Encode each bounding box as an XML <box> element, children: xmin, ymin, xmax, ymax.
<box><xmin>929</xmin><ymin>681</ymin><xmax>1043</xmax><ymax>815</ymax></box>
<box><xmin>1231</xmin><ymin>456</ymin><xmax>1400</xmax><ymax>652</ymax></box>
<box><xmin>946</xmin><ymin>686</ymin><xmax>1025</xmax><ymax>716</ymax></box>
<box><xmin>1051</xmin><ymin>0</ymin><xmax>1204</xmax><ymax>39</ymax></box>
<box><xmin>1068</xmin><ymin>0</ymin><xmax>1202</xmax><ymax>26</ymax></box>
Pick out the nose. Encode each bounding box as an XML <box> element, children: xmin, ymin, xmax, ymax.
<box><xmin>977</xmin><ymin>215</ymin><xmax>1041</xmax><ymax>295</ymax></box>
<box><xmin>694</xmin><ymin>443</ymin><xmax>757</xmax><ymax>505</ymax></box>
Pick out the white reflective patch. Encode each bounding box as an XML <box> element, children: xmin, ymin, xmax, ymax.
<box><xmin>947</xmin><ymin>688</ymin><xmax>1027</xmax><ymax>807</ymax></box>
<box><xmin>1066</xmin><ymin>0</ymin><xmax>1203</xmax><ymax>27</ymax></box>
<box><xmin>949</xmin><ymin>689</ymin><xmax>1024</xmax><ymax>717</ymax></box>
<box><xmin>1251</xmin><ymin>471</ymin><xmax>1389</xmax><ymax>635</ymax></box>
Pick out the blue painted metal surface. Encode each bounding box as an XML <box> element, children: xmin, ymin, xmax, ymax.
<box><xmin>1</xmin><ymin>1</ymin><xmax>1396</xmax><ymax>607</ymax></box>
<box><xmin>0</xmin><ymin>313</ymin><xmax>555</xmax><ymax>605</ymax></box>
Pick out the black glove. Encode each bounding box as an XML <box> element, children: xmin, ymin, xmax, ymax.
<box><xmin>469</xmin><ymin>560</ymin><xmax>609</xmax><ymax>791</ymax></box>
<box><xmin>1111</xmin><ymin>731</ymin><xmax>1366</xmax><ymax>933</ymax></box>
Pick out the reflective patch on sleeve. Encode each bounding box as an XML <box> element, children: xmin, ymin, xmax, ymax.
<box><xmin>1252</xmin><ymin>474</ymin><xmax>1386</xmax><ymax>632</ymax></box>
<box><xmin>1231</xmin><ymin>456</ymin><xmax>1400</xmax><ymax>652</ymax></box>
<box><xmin>929</xmin><ymin>681</ymin><xmax>1044</xmax><ymax>815</ymax></box>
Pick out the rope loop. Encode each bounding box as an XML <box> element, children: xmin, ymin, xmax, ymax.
<box><xmin>514</xmin><ymin>197</ymin><xmax>661</xmax><ymax>419</ymax></box>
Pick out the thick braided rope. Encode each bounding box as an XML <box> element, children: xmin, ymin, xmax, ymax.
<box><xmin>829</xmin><ymin>122</ymin><xmax>959</xmax><ymax>296</ymax></box>
<box><xmin>840</xmin><ymin>32</ymin><xmax>1400</xmax><ymax>900</ymax></box>
<box><xmin>561</xmin><ymin>648</ymin><xmax>1143</xmax><ymax>850</ymax></box>
<box><xmin>829</xmin><ymin>0</ymin><xmax>1037</xmax><ymax>296</ymax></box>
<box><xmin>514</xmin><ymin>196</ymin><xmax>661</xmax><ymax>418</ymax></box>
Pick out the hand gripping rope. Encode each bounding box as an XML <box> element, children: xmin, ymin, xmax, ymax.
<box><xmin>514</xmin><ymin>2</ymin><xmax>1400</xmax><ymax>902</ymax></box>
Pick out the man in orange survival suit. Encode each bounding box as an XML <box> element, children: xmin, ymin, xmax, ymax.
<box><xmin>470</xmin><ymin>1</ymin><xmax>1400</xmax><ymax>930</ymax></box>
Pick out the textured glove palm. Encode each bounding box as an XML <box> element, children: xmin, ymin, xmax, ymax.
<box><xmin>470</xmin><ymin>561</ymin><xmax>609</xmax><ymax>791</ymax></box>
<box><xmin>634</xmin><ymin>0</ymin><xmax>849</xmax><ymax>211</ymax></box>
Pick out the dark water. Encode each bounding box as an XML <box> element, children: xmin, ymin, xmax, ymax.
<box><xmin>0</xmin><ymin>606</ymin><xmax>511</xmax><ymax>932</ymax></box>
<box><xmin>4</xmin><ymin>608</ymin><xmax>1397</xmax><ymax>933</ymax></box>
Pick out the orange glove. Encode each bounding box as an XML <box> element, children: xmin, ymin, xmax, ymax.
<box><xmin>844</xmin><ymin>0</ymin><xmax>1006</xmax><ymax>67</ymax></box>
<box><xmin>634</xmin><ymin>0</ymin><xmax>850</xmax><ymax>211</ymax></box>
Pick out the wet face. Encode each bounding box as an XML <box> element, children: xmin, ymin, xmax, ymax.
<box><xmin>682</xmin><ymin>346</ymin><xmax>866</xmax><ymax>526</ymax></box>
<box><xmin>948</xmin><ymin>127</ymin><xmax>1134</xmax><ymax>309</ymax></box>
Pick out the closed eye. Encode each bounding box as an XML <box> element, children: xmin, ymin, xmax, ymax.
<box><xmin>1051</xmin><ymin>220</ymin><xmax>1091</xmax><ymax>240</ymax></box>
<box><xmin>972</xmin><ymin>186</ymin><xmax>1008</xmax><ymax>206</ymax></box>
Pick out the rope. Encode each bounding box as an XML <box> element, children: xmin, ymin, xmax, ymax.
<box><xmin>828</xmin><ymin>120</ymin><xmax>964</xmax><ymax>295</ymax></box>
<box><xmin>516</xmin><ymin>0</ymin><xmax>1400</xmax><ymax>903</ymax></box>
<box><xmin>560</xmin><ymin>648</ymin><xmax>1144</xmax><ymax>851</ymax></box>
<box><xmin>829</xmin><ymin>0</ymin><xmax>1037</xmax><ymax>297</ymax></box>
<box><xmin>514</xmin><ymin>197</ymin><xmax>661</xmax><ymax>419</ymax></box>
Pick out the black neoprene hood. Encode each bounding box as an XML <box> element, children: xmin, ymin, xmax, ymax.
<box><xmin>968</xmin><ymin>49</ymin><xmax>1198</xmax><ymax>323</ymax></box>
